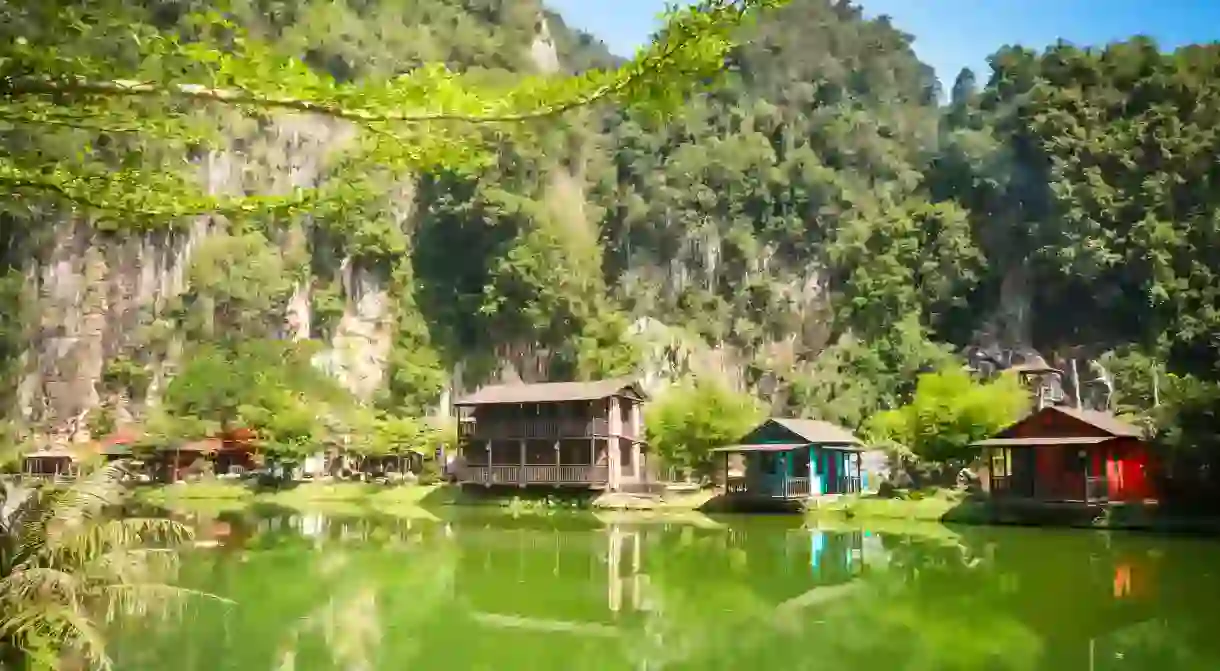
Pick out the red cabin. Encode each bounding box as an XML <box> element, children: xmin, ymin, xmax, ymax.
<box><xmin>974</xmin><ymin>406</ymin><xmax>1157</xmax><ymax>504</ymax></box>
<box><xmin>215</xmin><ymin>427</ymin><xmax>258</xmax><ymax>475</ymax></box>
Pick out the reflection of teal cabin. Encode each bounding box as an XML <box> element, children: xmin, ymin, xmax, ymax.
<box><xmin>715</xmin><ymin>418</ymin><xmax>864</xmax><ymax>499</ymax></box>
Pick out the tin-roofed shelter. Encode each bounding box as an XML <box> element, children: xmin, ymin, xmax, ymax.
<box><xmin>714</xmin><ymin>418</ymin><xmax>864</xmax><ymax>500</ymax></box>
<box><xmin>973</xmin><ymin>405</ymin><xmax>1156</xmax><ymax>504</ymax></box>
<box><xmin>454</xmin><ymin>378</ymin><xmax>648</xmax><ymax>491</ymax></box>
<box><xmin>21</xmin><ymin>447</ymin><xmax>80</xmax><ymax>481</ymax></box>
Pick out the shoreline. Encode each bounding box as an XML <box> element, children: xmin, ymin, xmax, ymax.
<box><xmin>131</xmin><ymin>481</ymin><xmax>1220</xmax><ymax>535</ymax></box>
<box><xmin>804</xmin><ymin>491</ymin><xmax>1220</xmax><ymax>536</ymax></box>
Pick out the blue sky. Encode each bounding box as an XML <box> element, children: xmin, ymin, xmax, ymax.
<box><xmin>547</xmin><ymin>0</ymin><xmax>1220</xmax><ymax>88</ymax></box>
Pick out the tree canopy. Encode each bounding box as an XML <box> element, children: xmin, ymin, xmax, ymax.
<box><xmin>1</xmin><ymin>0</ymin><xmax>788</xmax><ymax>220</ymax></box>
<box><xmin>865</xmin><ymin>369</ymin><xmax>1029</xmax><ymax>466</ymax></box>
<box><xmin>644</xmin><ymin>378</ymin><xmax>762</xmax><ymax>475</ymax></box>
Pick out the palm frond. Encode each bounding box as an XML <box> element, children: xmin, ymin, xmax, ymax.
<box><xmin>40</xmin><ymin>517</ymin><xmax>194</xmax><ymax>571</ymax></box>
<box><xmin>0</xmin><ymin>566</ymin><xmax>82</xmax><ymax>605</ymax></box>
<box><xmin>1</xmin><ymin>460</ymin><xmax>222</xmax><ymax>668</ymax></box>
<box><xmin>0</xmin><ymin>601</ymin><xmax>111</xmax><ymax>671</ymax></box>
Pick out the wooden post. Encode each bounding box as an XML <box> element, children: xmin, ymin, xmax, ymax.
<box><xmin>607</xmin><ymin>437</ymin><xmax>619</xmax><ymax>491</ymax></box>
<box><xmin>1070</xmin><ymin>359</ymin><xmax>1081</xmax><ymax>408</ymax></box>
<box><xmin>484</xmin><ymin>441</ymin><xmax>491</xmax><ymax>488</ymax></box>
<box><xmin>724</xmin><ymin>451</ymin><xmax>729</xmax><ymax>492</ymax></box>
<box><xmin>518</xmin><ymin>439</ymin><xmax>526</xmax><ymax>487</ymax></box>
<box><xmin>856</xmin><ymin>452</ymin><xmax>862</xmax><ymax>493</ymax></box>
<box><xmin>608</xmin><ymin>526</ymin><xmax>622</xmax><ymax>614</ymax></box>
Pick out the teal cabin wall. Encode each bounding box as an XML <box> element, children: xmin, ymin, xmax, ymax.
<box><xmin>807</xmin><ymin>446</ymin><xmax>852</xmax><ymax>495</ymax></box>
<box><xmin>736</xmin><ymin>421</ymin><xmax>859</xmax><ymax>497</ymax></box>
<box><xmin>739</xmin><ymin>423</ymin><xmax>808</xmax><ymax>496</ymax></box>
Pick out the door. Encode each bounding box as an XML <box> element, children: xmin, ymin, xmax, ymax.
<box><xmin>1011</xmin><ymin>448</ymin><xmax>1036</xmax><ymax>497</ymax></box>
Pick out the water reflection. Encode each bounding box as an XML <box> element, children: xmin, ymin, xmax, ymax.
<box><xmin>111</xmin><ymin>509</ymin><xmax>1220</xmax><ymax>671</ymax></box>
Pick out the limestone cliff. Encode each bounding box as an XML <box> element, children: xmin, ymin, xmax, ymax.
<box><xmin>11</xmin><ymin>7</ymin><xmax>579</xmax><ymax>441</ymax></box>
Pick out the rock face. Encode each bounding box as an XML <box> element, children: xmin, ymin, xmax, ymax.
<box><xmin>11</xmin><ymin>11</ymin><xmax>572</xmax><ymax>439</ymax></box>
<box><xmin>19</xmin><ymin>220</ymin><xmax>207</xmax><ymax>441</ymax></box>
<box><xmin>312</xmin><ymin>260</ymin><xmax>395</xmax><ymax>401</ymax></box>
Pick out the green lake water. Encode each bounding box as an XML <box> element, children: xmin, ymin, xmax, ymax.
<box><xmin>111</xmin><ymin>507</ymin><xmax>1220</xmax><ymax>670</ymax></box>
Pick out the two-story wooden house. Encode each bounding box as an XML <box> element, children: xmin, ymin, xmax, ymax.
<box><xmin>454</xmin><ymin>378</ymin><xmax>648</xmax><ymax>491</ymax></box>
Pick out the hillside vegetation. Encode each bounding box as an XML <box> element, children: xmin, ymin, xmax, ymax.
<box><xmin>0</xmin><ymin>1</ymin><xmax>1217</xmax><ymax>498</ymax></box>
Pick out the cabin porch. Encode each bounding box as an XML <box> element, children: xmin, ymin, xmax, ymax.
<box><xmin>460</xmin><ymin>438</ymin><xmax>644</xmax><ymax>489</ymax></box>
<box><xmin>982</xmin><ymin>440</ymin><xmax>1117</xmax><ymax>504</ymax></box>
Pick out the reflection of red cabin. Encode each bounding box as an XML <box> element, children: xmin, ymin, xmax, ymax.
<box><xmin>975</xmin><ymin>406</ymin><xmax>1157</xmax><ymax>504</ymax></box>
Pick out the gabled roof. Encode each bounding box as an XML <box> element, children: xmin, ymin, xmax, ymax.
<box><xmin>1048</xmin><ymin>406</ymin><xmax>1143</xmax><ymax>438</ymax></box>
<box><xmin>454</xmin><ymin>378</ymin><xmax>647</xmax><ymax>406</ymax></box>
<box><xmin>978</xmin><ymin>405</ymin><xmax>1145</xmax><ymax>447</ymax></box>
<box><xmin>767</xmin><ymin>418</ymin><xmax>862</xmax><ymax>447</ymax></box>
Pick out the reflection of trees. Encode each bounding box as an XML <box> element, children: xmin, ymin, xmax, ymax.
<box><xmin>109</xmin><ymin>510</ymin><xmax>1220</xmax><ymax>671</ymax></box>
<box><xmin>632</xmin><ymin>524</ymin><xmax>1040</xmax><ymax>671</ymax></box>
<box><xmin>109</xmin><ymin>512</ymin><xmax>458</xmax><ymax>670</ymax></box>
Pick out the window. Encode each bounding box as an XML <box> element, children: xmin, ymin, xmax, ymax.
<box><xmin>989</xmin><ymin>448</ymin><xmax>1012</xmax><ymax>477</ymax></box>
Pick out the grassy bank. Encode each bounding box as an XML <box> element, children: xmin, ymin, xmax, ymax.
<box><xmin>132</xmin><ymin>481</ymin><xmax>456</xmax><ymax>518</ymax></box>
<box><xmin>130</xmin><ymin>481</ymin><xmax>716</xmax><ymax>516</ymax></box>
<box><xmin>805</xmin><ymin>490</ymin><xmax>969</xmax><ymax>523</ymax></box>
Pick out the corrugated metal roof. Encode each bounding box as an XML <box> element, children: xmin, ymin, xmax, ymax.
<box><xmin>454</xmin><ymin>378</ymin><xmax>646</xmax><ymax>406</ymax></box>
<box><xmin>711</xmin><ymin>442</ymin><xmax>807</xmax><ymax>453</ymax></box>
<box><xmin>973</xmin><ymin>436</ymin><xmax>1113</xmax><ymax>448</ymax></box>
<box><xmin>769</xmin><ymin>418</ymin><xmax>862</xmax><ymax>447</ymax></box>
<box><xmin>24</xmin><ymin>449</ymin><xmax>78</xmax><ymax>460</ymax></box>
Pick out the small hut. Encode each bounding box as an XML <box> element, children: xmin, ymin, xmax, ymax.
<box><xmin>714</xmin><ymin>418</ymin><xmax>864</xmax><ymax>500</ymax></box>
<box><xmin>972</xmin><ymin>405</ymin><xmax>1156</xmax><ymax>503</ymax></box>
<box><xmin>21</xmin><ymin>447</ymin><xmax>80</xmax><ymax>481</ymax></box>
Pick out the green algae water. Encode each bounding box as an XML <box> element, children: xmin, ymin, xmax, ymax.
<box><xmin>111</xmin><ymin>508</ymin><xmax>1220</xmax><ymax>670</ymax></box>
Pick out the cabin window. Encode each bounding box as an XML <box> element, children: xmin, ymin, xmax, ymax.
<box><xmin>989</xmin><ymin>448</ymin><xmax>1012</xmax><ymax>477</ymax></box>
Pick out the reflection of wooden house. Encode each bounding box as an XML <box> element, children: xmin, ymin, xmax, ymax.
<box><xmin>455</xmin><ymin>379</ymin><xmax>648</xmax><ymax>490</ymax></box>
<box><xmin>978</xmin><ymin>531</ymin><xmax>1161</xmax><ymax>669</ymax></box>
<box><xmin>715</xmin><ymin>418</ymin><xmax>864</xmax><ymax>500</ymax></box>
<box><xmin>974</xmin><ymin>406</ymin><xmax>1156</xmax><ymax>504</ymax></box>
<box><xmin>451</xmin><ymin>518</ymin><xmax>652</xmax><ymax>668</ymax></box>
<box><xmin>710</xmin><ymin>524</ymin><xmax>867</xmax><ymax>606</ymax></box>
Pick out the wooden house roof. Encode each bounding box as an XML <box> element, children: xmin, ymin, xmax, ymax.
<box><xmin>1047</xmin><ymin>406</ymin><xmax>1143</xmax><ymax>438</ymax></box>
<box><xmin>768</xmin><ymin>418</ymin><xmax>862</xmax><ymax>446</ymax></box>
<box><xmin>454</xmin><ymin>378</ymin><xmax>646</xmax><ymax>406</ymax></box>
<box><xmin>973</xmin><ymin>405</ymin><xmax>1145</xmax><ymax>447</ymax></box>
<box><xmin>24</xmin><ymin>447</ymin><xmax>78</xmax><ymax>460</ymax></box>
<box><xmin>716</xmin><ymin>418</ymin><xmax>863</xmax><ymax>452</ymax></box>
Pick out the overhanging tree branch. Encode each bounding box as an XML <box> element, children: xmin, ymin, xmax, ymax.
<box><xmin>0</xmin><ymin>1</ymin><xmax>777</xmax><ymax>126</ymax></box>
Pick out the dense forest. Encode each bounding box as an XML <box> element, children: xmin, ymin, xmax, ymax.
<box><xmin>1</xmin><ymin>0</ymin><xmax>1218</xmax><ymax>492</ymax></box>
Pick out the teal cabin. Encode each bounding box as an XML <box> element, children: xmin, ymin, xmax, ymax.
<box><xmin>714</xmin><ymin>418</ymin><xmax>864</xmax><ymax>500</ymax></box>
